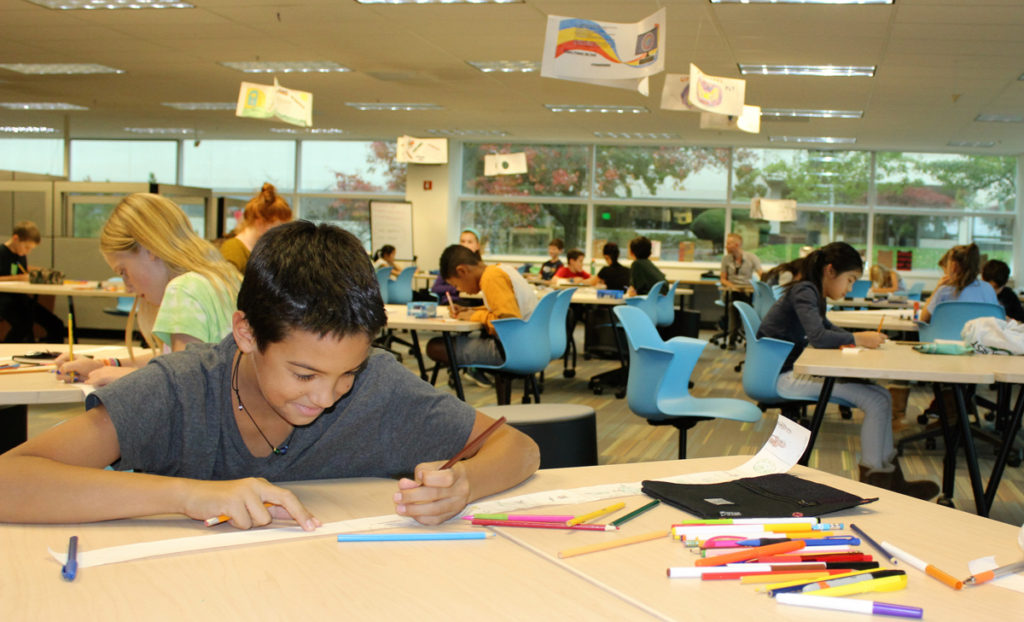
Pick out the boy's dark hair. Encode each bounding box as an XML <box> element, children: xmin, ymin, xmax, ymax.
<box><xmin>629</xmin><ymin>236</ymin><xmax>652</xmax><ymax>259</ymax></box>
<box><xmin>602</xmin><ymin>242</ymin><xmax>620</xmax><ymax>263</ymax></box>
<box><xmin>982</xmin><ymin>258</ymin><xmax>1010</xmax><ymax>288</ymax></box>
<box><xmin>548</xmin><ymin>238</ymin><xmax>564</xmax><ymax>251</ymax></box>
<box><xmin>440</xmin><ymin>244</ymin><xmax>483</xmax><ymax>280</ymax></box>
<box><xmin>238</xmin><ymin>221</ymin><xmax>386</xmax><ymax>351</ymax></box>
<box><xmin>12</xmin><ymin>221</ymin><xmax>40</xmax><ymax>243</ymax></box>
<box><xmin>566</xmin><ymin>248</ymin><xmax>585</xmax><ymax>262</ymax></box>
<box><xmin>793</xmin><ymin>242</ymin><xmax>863</xmax><ymax>314</ymax></box>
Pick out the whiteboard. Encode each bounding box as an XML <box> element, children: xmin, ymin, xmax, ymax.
<box><xmin>370</xmin><ymin>201</ymin><xmax>414</xmax><ymax>261</ymax></box>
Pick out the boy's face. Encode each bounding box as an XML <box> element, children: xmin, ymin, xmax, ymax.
<box><xmin>9</xmin><ymin>238</ymin><xmax>36</xmax><ymax>256</ymax></box>
<box><xmin>446</xmin><ymin>264</ymin><xmax>480</xmax><ymax>294</ymax></box>
<box><xmin>568</xmin><ymin>256</ymin><xmax>583</xmax><ymax>272</ymax></box>
<box><xmin>548</xmin><ymin>245</ymin><xmax>560</xmax><ymax>260</ymax></box>
<box><xmin>236</xmin><ymin>316</ymin><xmax>372</xmax><ymax>426</ymax></box>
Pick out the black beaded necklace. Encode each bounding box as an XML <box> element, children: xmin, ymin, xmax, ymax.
<box><xmin>231</xmin><ymin>352</ymin><xmax>290</xmax><ymax>456</ymax></box>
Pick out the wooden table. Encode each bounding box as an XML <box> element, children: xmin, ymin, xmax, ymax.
<box><xmin>2</xmin><ymin>457</ymin><xmax>1020</xmax><ymax>621</ymax></box>
<box><xmin>826</xmin><ymin>308</ymin><xmax>919</xmax><ymax>332</ymax></box>
<box><xmin>828</xmin><ymin>298</ymin><xmax>914</xmax><ymax>309</ymax></box>
<box><xmin>384</xmin><ymin>304</ymin><xmax>483</xmax><ymax>400</ymax></box>
<box><xmin>0</xmin><ymin>281</ymin><xmax>134</xmax><ymax>341</ymax></box>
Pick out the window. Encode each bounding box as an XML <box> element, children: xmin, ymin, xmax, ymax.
<box><xmin>460</xmin><ymin>201</ymin><xmax>586</xmax><ymax>256</ymax></box>
<box><xmin>733</xmin><ymin>208</ymin><xmax>868</xmax><ymax>264</ymax></box>
<box><xmin>299</xmin><ymin>141</ymin><xmax>405</xmax><ymax>193</ymax></box>
<box><xmin>461</xmin><ymin>143</ymin><xmax>589</xmax><ymax>197</ymax></box>
<box><xmin>872</xmin><ymin>212</ymin><xmax>960</xmax><ymax>270</ymax></box>
<box><xmin>595</xmin><ymin>145</ymin><xmax>729</xmax><ymax>201</ymax></box>
<box><xmin>0</xmin><ymin>138</ymin><xmax>63</xmax><ymax>176</ymax></box>
<box><xmin>296</xmin><ymin>196</ymin><xmax>372</xmax><ymax>250</ymax></box>
<box><xmin>70</xmin><ymin>140</ymin><xmax>177</xmax><ymax>183</ymax></box>
<box><xmin>593</xmin><ymin>205</ymin><xmax>723</xmax><ymax>262</ymax></box>
<box><xmin>732</xmin><ymin>148</ymin><xmax>869</xmax><ymax>206</ymax></box>
<box><xmin>875</xmin><ymin>152</ymin><xmax>1015</xmax><ymax>212</ymax></box>
<box><xmin>183</xmin><ymin>140</ymin><xmax>295</xmax><ymax>192</ymax></box>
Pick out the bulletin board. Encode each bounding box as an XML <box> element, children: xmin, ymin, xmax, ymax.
<box><xmin>370</xmin><ymin>200</ymin><xmax>414</xmax><ymax>261</ymax></box>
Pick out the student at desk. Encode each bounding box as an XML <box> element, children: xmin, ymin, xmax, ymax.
<box><xmin>869</xmin><ymin>264</ymin><xmax>904</xmax><ymax>296</ymax></box>
<box><xmin>431</xmin><ymin>228</ymin><xmax>481</xmax><ymax>304</ymax></box>
<box><xmin>627</xmin><ymin>235</ymin><xmax>665</xmax><ymax>295</ymax></box>
<box><xmin>982</xmin><ymin>259</ymin><xmax>1024</xmax><ymax>322</ymax></box>
<box><xmin>757</xmin><ymin>242</ymin><xmax>939</xmax><ymax>500</ymax></box>
<box><xmin>552</xmin><ymin>248</ymin><xmax>590</xmax><ymax>285</ymax></box>
<box><xmin>590</xmin><ymin>242</ymin><xmax>630</xmax><ymax>291</ymax></box>
<box><xmin>0</xmin><ymin>222</ymin><xmax>539</xmax><ymax>529</ymax></box>
<box><xmin>218</xmin><ymin>182</ymin><xmax>292</xmax><ymax>273</ymax></box>
<box><xmin>0</xmin><ymin>220</ymin><xmax>64</xmax><ymax>343</ymax></box>
<box><xmin>920</xmin><ymin>243</ymin><xmax>997</xmax><ymax>323</ymax></box>
<box><xmin>539</xmin><ymin>238</ymin><xmax>564</xmax><ymax>282</ymax></box>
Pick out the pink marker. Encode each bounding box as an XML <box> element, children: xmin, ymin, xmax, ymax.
<box><xmin>463</xmin><ymin>513</ymin><xmax>575</xmax><ymax>523</ymax></box>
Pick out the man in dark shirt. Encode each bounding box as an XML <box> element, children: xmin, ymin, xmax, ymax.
<box><xmin>0</xmin><ymin>221</ymin><xmax>64</xmax><ymax>343</ymax></box>
<box><xmin>982</xmin><ymin>259</ymin><xmax>1024</xmax><ymax>322</ymax></box>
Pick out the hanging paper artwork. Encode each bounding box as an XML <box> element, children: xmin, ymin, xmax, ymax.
<box><xmin>699</xmin><ymin>105</ymin><xmax>762</xmax><ymax>134</ymax></box>
<box><xmin>750</xmin><ymin>197</ymin><xmax>797</xmax><ymax>222</ymax></box>
<box><xmin>687</xmin><ymin>63</ymin><xmax>746</xmax><ymax>117</ymax></box>
<box><xmin>395</xmin><ymin>135</ymin><xmax>448</xmax><ymax>164</ymax></box>
<box><xmin>541</xmin><ymin>8</ymin><xmax>665</xmax><ymax>96</ymax></box>
<box><xmin>484</xmin><ymin>152</ymin><xmax>527</xmax><ymax>176</ymax></box>
<box><xmin>660</xmin><ymin>73</ymin><xmax>698</xmax><ymax>111</ymax></box>
<box><xmin>235</xmin><ymin>78</ymin><xmax>313</xmax><ymax>128</ymax></box>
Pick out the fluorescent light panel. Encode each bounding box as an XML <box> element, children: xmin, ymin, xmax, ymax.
<box><xmin>346</xmin><ymin>102</ymin><xmax>443</xmax><ymax>111</ymax></box>
<box><xmin>124</xmin><ymin>127</ymin><xmax>193</xmax><ymax>135</ymax></box>
<box><xmin>467</xmin><ymin>61</ymin><xmax>539</xmax><ymax>73</ymax></box>
<box><xmin>220</xmin><ymin>61</ymin><xmax>349</xmax><ymax>74</ymax></box>
<box><xmin>739</xmin><ymin>64</ymin><xmax>875</xmax><ymax>77</ymax></box>
<box><xmin>975</xmin><ymin>113</ymin><xmax>1023</xmax><ymax>123</ymax></box>
<box><xmin>594</xmin><ymin>132</ymin><xmax>680</xmax><ymax>140</ymax></box>
<box><xmin>427</xmin><ymin>129</ymin><xmax>509</xmax><ymax>136</ymax></box>
<box><xmin>711</xmin><ymin>0</ymin><xmax>892</xmax><ymax>4</ymax></box>
<box><xmin>162</xmin><ymin>102</ymin><xmax>236</xmax><ymax>111</ymax></box>
<box><xmin>769</xmin><ymin>135</ymin><xmax>856</xmax><ymax>144</ymax></box>
<box><xmin>0</xmin><ymin>63</ymin><xmax>123</xmax><ymax>75</ymax></box>
<box><xmin>356</xmin><ymin>0</ymin><xmax>522</xmax><ymax>4</ymax></box>
<box><xmin>761</xmin><ymin>108</ymin><xmax>863</xmax><ymax>119</ymax></box>
<box><xmin>0</xmin><ymin>126</ymin><xmax>57</xmax><ymax>134</ymax></box>
<box><xmin>269</xmin><ymin>128</ymin><xmax>345</xmax><ymax>135</ymax></box>
<box><xmin>545</xmin><ymin>105</ymin><xmax>648</xmax><ymax>114</ymax></box>
<box><xmin>948</xmin><ymin>140</ymin><xmax>995</xmax><ymax>148</ymax></box>
<box><xmin>0</xmin><ymin>102</ymin><xmax>87</xmax><ymax>110</ymax></box>
<box><xmin>24</xmin><ymin>0</ymin><xmax>193</xmax><ymax>7</ymax></box>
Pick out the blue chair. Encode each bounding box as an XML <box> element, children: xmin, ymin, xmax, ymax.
<box><xmin>548</xmin><ymin>287</ymin><xmax>577</xmax><ymax>378</ymax></box>
<box><xmin>751</xmin><ymin>280</ymin><xmax>778</xmax><ymax>320</ymax></box>
<box><xmin>375</xmin><ymin>267</ymin><xmax>392</xmax><ymax>304</ymax></box>
<box><xmin>918</xmin><ymin>301</ymin><xmax>1005</xmax><ymax>342</ymax></box>
<box><xmin>102</xmin><ymin>276</ymin><xmax>134</xmax><ymax>316</ymax></box>
<box><xmin>613</xmin><ymin>305</ymin><xmax>762</xmax><ymax>459</ymax></box>
<box><xmin>460</xmin><ymin>291</ymin><xmax>556</xmax><ymax>405</ymax></box>
<box><xmin>848</xmin><ymin>280</ymin><xmax>872</xmax><ymax>299</ymax></box>
<box><xmin>906</xmin><ymin>282</ymin><xmax>924</xmax><ymax>301</ymax></box>
<box><xmin>624</xmin><ymin>280</ymin><xmax>664</xmax><ymax>326</ymax></box>
<box><xmin>656</xmin><ymin>281</ymin><xmax>679</xmax><ymax>328</ymax></box>
<box><xmin>386</xmin><ymin>266</ymin><xmax>417</xmax><ymax>305</ymax></box>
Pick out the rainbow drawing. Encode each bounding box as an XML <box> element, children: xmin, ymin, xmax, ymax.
<box><xmin>555</xmin><ymin>18</ymin><xmax>659</xmax><ymax>67</ymax></box>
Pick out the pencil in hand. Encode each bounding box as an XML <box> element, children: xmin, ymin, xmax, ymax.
<box><xmin>441</xmin><ymin>416</ymin><xmax>506</xmax><ymax>469</ymax></box>
<box><xmin>205</xmin><ymin>501</ymin><xmax>275</xmax><ymax>527</ymax></box>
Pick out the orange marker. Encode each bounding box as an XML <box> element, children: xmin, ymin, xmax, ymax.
<box><xmin>695</xmin><ymin>540</ymin><xmax>806</xmax><ymax>567</ymax></box>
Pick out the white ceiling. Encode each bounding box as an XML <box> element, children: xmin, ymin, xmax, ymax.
<box><xmin>1</xmin><ymin>0</ymin><xmax>1024</xmax><ymax>154</ymax></box>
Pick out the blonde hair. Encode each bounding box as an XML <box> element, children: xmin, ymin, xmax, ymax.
<box><xmin>869</xmin><ymin>264</ymin><xmax>892</xmax><ymax>287</ymax></box>
<box><xmin>235</xmin><ymin>182</ymin><xmax>292</xmax><ymax>234</ymax></box>
<box><xmin>102</xmin><ymin>193</ymin><xmax>241</xmax><ymax>348</ymax></box>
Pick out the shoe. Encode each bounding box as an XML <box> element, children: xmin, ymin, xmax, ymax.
<box><xmin>859</xmin><ymin>461</ymin><xmax>939</xmax><ymax>501</ymax></box>
<box><xmin>464</xmin><ymin>368</ymin><xmax>493</xmax><ymax>388</ymax></box>
<box><xmin>888</xmin><ymin>386</ymin><xmax>910</xmax><ymax>433</ymax></box>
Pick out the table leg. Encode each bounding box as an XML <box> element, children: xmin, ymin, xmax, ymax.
<box><xmin>0</xmin><ymin>405</ymin><xmax>28</xmax><ymax>453</ymax></box>
<box><xmin>408</xmin><ymin>330</ymin><xmax>427</xmax><ymax>381</ymax></box>
<box><xmin>985</xmin><ymin>383</ymin><xmax>1024</xmax><ymax>510</ymax></box>
<box><xmin>442</xmin><ymin>332</ymin><xmax>466</xmax><ymax>401</ymax></box>
<box><xmin>799</xmin><ymin>376</ymin><xmax>836</xmax><ymax>466</ymax></box>
<box><xmin>951</xmin><ymin>384</ymin><xmax>988</xmax><ymax>516</ymax></box>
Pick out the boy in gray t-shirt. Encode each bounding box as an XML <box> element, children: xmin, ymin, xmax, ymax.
<box><xmin>0</xmin><ymin>221</ymin><xmax>539</xmax><ymax>530</ymax></box>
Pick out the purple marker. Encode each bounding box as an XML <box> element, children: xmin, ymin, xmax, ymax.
<box><xmin>775</xmin><ymin>593</ymin><xmax>922</xmax><ymax>619</ymax></box>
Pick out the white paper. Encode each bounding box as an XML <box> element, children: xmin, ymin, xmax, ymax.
<box><xmin>968</xmin><ymin>556</ymin><xmax>1024</xmax><ymax>593</ymax></box>
<box><xmin>699</xmin><ymin>106</ymin><xmax>760</xmax><ymax>134</ymax></box>
<box><xmin>395</xmin><ymin>135</ymin><xmax>448</xmax><ymax>164</ymax></box>
<box><xmin>750</xmin><ymin>197</ymin><xmax>797</xmax><ymax>222</ymax></box>
<box><xmin>484</xmin><ymin>152</ymin><xmax>527</xmax><ymax>176</ymax></box>
<box><xmin>236</xmin><ymin>78</ymin><xmax>313</xmax><ymax>128</ymax></box>
<box><xmin>541</xmin><ymin>9</ymin><xmax>665</xmax><ymax>95</ymax></box>
<box><xmin>660</xmin><ymin>74</ymin><xmax>697</xmax><ymax>111</ymax></box>
<box><xmin>688</xmin><ymin>63</ymin><xmax>746</xmax><ymax>117</ymax></box>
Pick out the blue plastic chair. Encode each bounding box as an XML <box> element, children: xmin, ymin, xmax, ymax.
<box><xmin>386</xmin><ymin>266</ymin><xmax>417</xmax><ymax>305</ymax></box>
<box><xmin>918</xmin><ymin>301</ymin><xmax>1005</xmax><ymax>342</ymax></box>
<box><xmin>613</xmin><ymin>305</ymin><xmax>762</xmax><ymax>459</ymax></box>
<box><xmin>460</xmin><ymin>290</ymin><xmax>556</xmax><ymax>405</ymax></box>
<box><xmin>375</xmin><ymin>267</ymin><xmax>392</xmax><ymax>304</ymax></box>
<box><xmin>906</xmin><ymin>282</ymin><xmax>925</xmax><ymax>301</ymax></box>
<box><xmin>624</xmin><ymin>280</ymin><xmax>665</xmax><ymax>326</ymax></box>
<box><xmin>656</xmin><ymin>281</ymin><xmax>679</xmax><ymax>328</ymax></box>
<box><xmin>751</xmin><ymin>280</ymin><xmax>778</xmax><ymax>320</ymax></box>
<box><xmin>848</xmin><ymin>280</ymin><xmax>872</xmax><ymax>299</ymax></box>
<box><xmin>549</xmin><ymin>287</ymin><xmax>576</xmax><ymax>376</ymax></box>
<box><xmin>102</xmin><ymin>276</ymin><xmax>134</xmax><ymax>316</ymax></box>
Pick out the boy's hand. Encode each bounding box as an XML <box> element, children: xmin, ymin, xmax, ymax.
<box><xmin>447</xmin><ymin>302</ymin><xmax>465</xmax><ymax>318</ymax></box>
<box><xmin>853</xmin><ymin>331</ymin><xmax>887</xmax><ymax>349</ymax></box>
<box><xmin>182</xmin><ymin>477</ymin><xmax>320</xmax><ymax>531</ymax></box>
<box><xmin>393</xmin><ymin>461</ymin><xmax>471</xmax><ymax>525</ymax></box>
<box><xmin>56</xmin><ymin>356</ymin><xmax>104</xmax><ymax>383</ymax></box>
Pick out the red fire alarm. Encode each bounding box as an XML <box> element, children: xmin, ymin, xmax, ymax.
<box><xmin>423</xmin><ymin>180</ymin><xmax>432</xmax><ymax>190</ymax></box>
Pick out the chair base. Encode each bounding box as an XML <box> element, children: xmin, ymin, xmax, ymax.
<box><xmin>480</xmin><ymin>404</ymin><xmax>597</xmax><ymax>469</ymax></box>
<box><xmin>647</xmin><ymin>417</ymin><xmax>711</xmax><ymax>460</ymax></box>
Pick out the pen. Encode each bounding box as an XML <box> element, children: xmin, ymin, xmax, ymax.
<box><xmin>337</xmin><ymin>532</ymin><xmax>492</xmax><ymax>542</ymax></box>
<box><xmin>611</xmin><ymin>499</ymin><xmax>660</xmax><ymax>527</ymax></box>
<box><xmin>735</xmin><ymin>536</ymin><xmax>859</xmax><ymax>547</ymax></box>
<box><xmin>702</xmin><ymin>569</ymin><xmax>850</xmax><ymax>581</ymax></box>
<box><xmin>695</xmin><ymin>540</ymin><xmax>806</xmax><ymax>567</ymax></box>
<box><xmin>674</xmin><ymin>517</ymin><xmax>820</xmax><ymax>526</ymax></box>
<box><xmin>566</xmin><ymin>501</ymin><xmax>625</xmax><ymax>527</ymax></box>
<box><xmin>881</xmin><ymin>541</ymin><xmax>963</xmax><ymax>590</ymax></box>
<box><xmin>849</xmin><ymin>523</ymin><xmax>897</xmax><ymax>565</ymax></box>
<box><xmin>774</xmin><ymin>593</ymin><xmax>923</xmax><ymax>619</ymax></box>
<box><xmin>766</xmin><ymin>569</ymin><xmax>883</xmax><ymax>594</ymax></box>
<box><xmin>811</xmin><ymin>574</ymin><xmax>908</xmax><ymax>597</ymax></box>
<box><xmin>61</xmin><ymin>535</ymin><xmax>78</xmax><ymax>581</ymax></box>
<box><xmin>204</xmin><ymin>501</ymin><xmax>275</xmax><ymax>527</ymax></box>
<box><xmin>464</xmin><ymin>513</ymin><xmax>576</xmax><ymax>523</ymax></box>
<box><xmin>469</xmin><ymin>518</ymin><xmax>617</xmax><ymax>531</ymax></box>
<box><xmin>964</xmin><ymin>559</ymin><xmax>1024</xmax><ymax>585</ymax></box>
<box><xmin>802</xmin><ymin>569</ymin><xmax>905</xmax><ymax>593</ymax></box>
<box><xmin>440</xmin><ymin>416</ymin><xmax>506</xmax><ymax>469</ymax></box>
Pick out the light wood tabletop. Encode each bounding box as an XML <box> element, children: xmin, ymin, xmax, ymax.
<box><xmin>384</xmin><ymin>303</ymin><xmax>482</xmax><ymax>332</ymax></box>
<box><xmin>0</xmin><ymin>280</ymin><xmax>133</xmax><ymax>299</ymax></box>
<box><xmin>828</xmin><ymin>298</ymin><xmax>914</xmax><ymax>309</ymax></box>
<box><xmin>826</xmin><ymin>309</ymin><xmax>919</xmax><ymax>332</ymax></box>
<box><xmin>0</xmin><ymin>344</ymin><xmax>132</xmax><ymax>406</ymax></box>
<box><xmin>2</xmin><ymin>457</ymin><xmax>1020</xmax><ymax>621</ymax></box>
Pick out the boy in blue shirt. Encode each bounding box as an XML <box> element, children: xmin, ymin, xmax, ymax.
<box><xmin>0</xmin><ymin>221</ymin><xmax>539</xmax><ymax>529</ymax></box>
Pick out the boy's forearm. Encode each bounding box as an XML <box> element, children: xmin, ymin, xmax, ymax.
<box><xmin>460</xmin><ymin>426</ymin><xmax>539</xmax><ymax>504</ymax></box>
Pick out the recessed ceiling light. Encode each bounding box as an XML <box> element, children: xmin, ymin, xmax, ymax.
<box><xmin>426</xmin><ymin>129</ymin><xmax>510</xmax><ymax>136</ymax></box>
<box><xmin>761</xmin><ymin>108</ymin><xmax>863</xmax><ymax>119</ymax></box>
<box><xmin>0</xmin><ymin>102</ymin><xmax>87</xmax><ymax>110</ymax></box>
<box><xmin>467</xmin><ymin>61</ymin><xmax>540</xmax><ymax>73</ymax></box>
<box><xmin>947</xmin><ymin>140</ymin><xmax>996</xmax><ymax>148</ymax></box>
<box><xmin>269</xmin><ymin>127</ymin><xmax>345</xmax><ymax>135</ymax></box>
<box><xmin>124</xmin><ymin>127</ymin><xmax>193</xmax><ymax>135</ymax></box>
<box><xmin>545</xmin><ymin>105</ymin><xmax>649</xmax><ymax>114</ymax></box>
<box><xmin>356</xmin><ymin>0</ymin><xmax>522</xmax><ymax>4</ymax></box>
<box><xmin>0</xmin><ymin>126</ymin><xmax>58</xmax><ymax>134</ymax></box>
<box><xmin>593</xmin><ymin>131</ymin><xmax>680</xmax><ymax>140</ymax></box>
<box><xmin>0</xmin><ymin>63</ymin><xmax>123</xmax><ymax>75</ymax></box>
<box><xmin>769</xmin><ymin>135</ymin><xmax>857</xmax><ymax>144</ymax></box>
<box><xmin>739</xmin><ymin>64</ymin><xmax>875</xmax><ymax>77</ymax></box>
<box><xmin>24</xmin><ymin>0</ymin><xmax>193</xmax><ymax>8</ymax></box>
<box><xmin>346</xmin><ymin>102</ymin><xmax>443</xmax><ymax>111</ymax></box>
<box><xmin>975</xmin><ymin>113</ymin><xmax>1024</xmax><ymax>123</ymax></box>
<box><xmin>220</xmin><ymin>61</ymin><xmax>350</xmax><ymax>74</ymax></box>
<box><xmin>162</xmin><ymin>102</ymin><xmax>236</xmax><ymax>111</ymax></box>
<box><xmin>712</xmin><ymin>0</ymin><xmax>892</xmax><ymax>4</ymax></box>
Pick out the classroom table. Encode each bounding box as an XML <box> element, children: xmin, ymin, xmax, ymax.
<box><xmin>384</xmin><ymin>304</ymin><xmax>482</xmax><ymax>400</ymax></box>
<box><xmin>828</xmin><ymin>298</ymin><xmax>914</xmax><ymax>310</ymax></box>
<box><xmin>825</xmin><ymin>308</ymin><xmax>919</xmax><ymax>332</ymax></box>
<box><xmin>3</xmin><ymin>456</ymin><xmax>1021</xmax><ymax>621</ymax></box>
<box><xmin>793</xmin><ymin>343</ymin><xmax>998</xmax><ymax>515</ymax></box>
<box><xmin>0</xmin><ymin>281</ymin><xmax>133</xmax><ymax>338</ymax></box>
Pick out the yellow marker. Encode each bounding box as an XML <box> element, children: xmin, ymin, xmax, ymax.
<box><xmin>566</xmin><ymin>501</ymin><xmax>626</xmax><ymax>526</ymax></box>
<box><xmin>760</xmin><ymin>569</ymin><xmax>877</xmax><ymax>592</ymax></box>
<box><xmin>813</xmin><ymin>574</ymin><xmax>907</xmax><ymax>597</ymax></box>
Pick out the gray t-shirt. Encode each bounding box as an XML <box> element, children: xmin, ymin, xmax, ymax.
<box><xmin>721</xmin><ymin>251</ymin><xmax>762</xmax><ymax>287</ymax></box>
<box><xmin>86</xmin><ymin>336</ymin><xmax>477</xmax><ymax>481</ymax></box>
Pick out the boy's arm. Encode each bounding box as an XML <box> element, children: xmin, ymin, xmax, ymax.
<box><xmin>0</xmin><ymin>406</ymin><xmax>317</xmax><ymax>529</ymax></box>
<box><xmin>469</xmin><ymin>271</ymin><xmax>521</xmax><ymax>334</ymax></box>
<box><xmin>394</xmin><ymin>411</ymin><xmax>540</xmax><ymax>525</ymax></box>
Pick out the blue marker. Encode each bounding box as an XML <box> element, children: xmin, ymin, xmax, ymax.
<box><xmin>61</xmin><ymin>536</ymin><xmax>78</xmax><ymax>581</ymax></box>
<box><xmin>338</xmin><ymin>532</ymin><xmax>492</xmax><ymax>542</ymax></box>
<box><xmin>736</xmin><ymin>536</ymin><xmax>860</xmax><ymax>547</ymax></box>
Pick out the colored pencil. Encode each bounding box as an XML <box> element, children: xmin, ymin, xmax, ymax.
<box><xmin>566</xmin><ymin>501</ymin><xmax>625</xmax><ymax>526</ymax></box>
<box><xmin>695</xmin><ymin>540</ymin><xmax>807</xmax><ymax>567</ymax></box>
<box><xmin>611</xmin><ymin>500</ymin><xmax>660</xmax><ymax>527</ymax></box>
<box><xmin>440</xmin><ymin>416</ymin><xmax>506</xmax><ymax>469</ymax></box>
<box><xmin>0</xmin><ymin>365</ymin><xmax>56</xmax><ymax>375</ymax></box>
<box><xmin>204</xmin><ymin>501</ymin><xmax>274</xmax><ymax>527</ymax></box>
<box><xmin>464</xmin><ymin>513</ymin><xmax>575</xmax><ymax>523</ymax></box>
<box><xmin>558</xmin><ymin>529</ymin><xmax>668</xmax><ymax>559</ymax></box>
<box><xmin>470</xmin><ymin>518</ymin><xmax>616</xmax><ymax>531</ymax></box>
<box><xmin>67</xmin><ymin>313</ymin><xmax>74</xmax><ymax>361</ymax></box>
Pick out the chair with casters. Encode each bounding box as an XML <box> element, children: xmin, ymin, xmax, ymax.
<box><xmin>588</xmin><ymin>281</ymin><xmax>664</xmax><ymax>398</ymax></box>
<box><xmin>848</xmin><ymin>280</ymin><xmax>872</xmax><ymax>299</ymax></box>
<box><xmin>458</xmin><ymin>290</ymin><xmax>556</xmax><ymax>405</ymax></box>
<box><xmin>613</xmin><ymin>305</ymin><xmax>762</xmax><ymax>459</ymax></box>
<box><xmin>656</xmin><ymin>281</ymin><xmax>679</xmax><ymax>328</ymax></box>
<box><xmin>540</xmin><ymin>288</ymin><xmax>577</xmax><ymax>392</ymax></box>
<box><xmin>906</xmin><ymin>282</ymin><xmax>925</xmax><ymax>301</ymax></box>
<box><xmin>386</xmin><ymin>266</ymin><xmax>417</xmax><ymax>305</ymax></box>
<box><xmin>733</xmin><ymin>301</ymin><xmax>856</xmax><ymax>430</ymax></box>
<box><xmin>375</xmin><ymin>267</ymin><xmax>392</xmax><ymax>305</ymax></box>
<box><xmin>624</xmin><ymin>280</ymin><xmax>664</xmax><ymax>326</ymax></box>
<box><xmin>751</xmin><ymin>280</ymin><xmax>778</xmax><ymax>320</ymax></box>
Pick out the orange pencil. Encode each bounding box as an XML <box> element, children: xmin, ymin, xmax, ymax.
<box><xmin>205</xmin><ymin>502</ymin><xmax>274</xmax><ymax>527</ymax></box>
<box><xmin>877</xmin><ymin>315</ymin><xmax>885</xmax><ymax>332</ymax></box>
<box><xmin>694</xmin><ymin>540</ymin><xmax>806</xmax><ymax>567</ymax></box>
